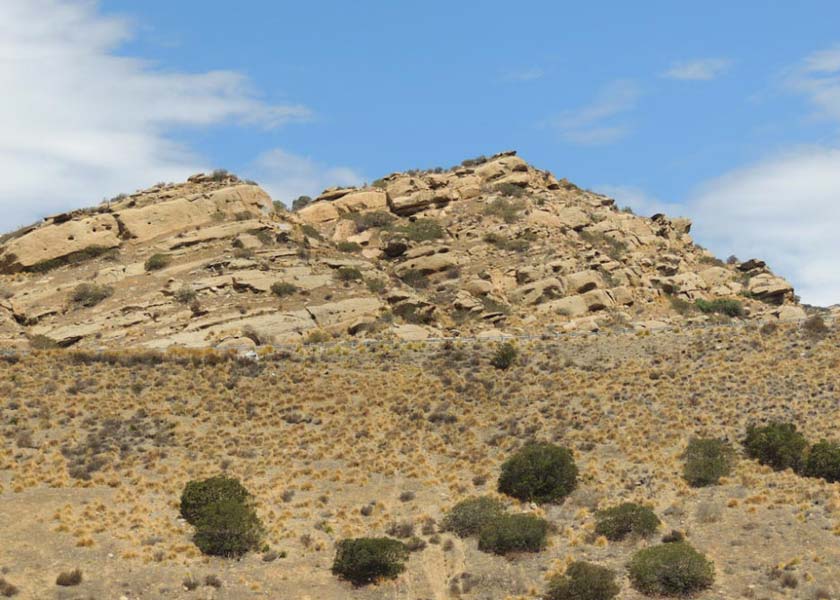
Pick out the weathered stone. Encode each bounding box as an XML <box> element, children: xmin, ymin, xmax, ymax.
<box><xmin>395</xmin><ymin>254</ymin><xmax>456</xmax><ymax>277</ymax></box>
<box><xmin>333</xmin><ymin>190</ymin><xmax>387</xmax><ymax>212</ymax></box>
<box><xmin>298</xmin><ymin>202</ymin><xmax>339</xmax><ymax>223</ymax></box>
<box><xmin>565</xmin><ymin>270</ymin><xmax>603</xmax><ymax>294</ymax></box>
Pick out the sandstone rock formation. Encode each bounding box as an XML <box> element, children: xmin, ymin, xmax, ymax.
<box><xmin>0</xmin><ymin>152</ymin><xmax>807</xmax><ymax>350</ymax></box>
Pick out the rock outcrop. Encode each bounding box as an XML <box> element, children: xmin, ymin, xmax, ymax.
<box><xmin>0</xmin><ymin>153</ymin><xmax>808</xmax><ymax>350</ymax></box>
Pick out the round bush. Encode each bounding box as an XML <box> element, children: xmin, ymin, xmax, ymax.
<box><xmin>441</xmin><ymin>496</ymin><xmax>507</xmax><ymax>538</ymax></box>
<box><xmin>490</xmin><ymin>342</ymin><xmax>518</xmax><ymax>370</ymax></box>
<box><xmin>180</xmin><ymin>476</ymin><xmax>251</xmax><ymax>525</ymax></box>
<box><xmin>628</xmin><ymin>543</ymin><xmax>714</xmax><ymax>596</ymax></box>
<box><xmin>144</xmin><ymin>253</ymin><xmax>171</xmax><ymax>271</ymax></box>
<box><xmin>331</xmin><ymin>537</ymin><xmax>409</xmax><ymax>585</ymax></box>
<box><xmin>682</xmin><ymin>438</ymin><xmax>736</xmax><ymax>487</ymax></box>
<box><xmin>497</xmin><ymin>442</ymin><xmax>578</xmax><ymax>503</ymax></box>
<box><xmin>595</xmin><ymin>503</ymin><xmax>659</xmax><ymax>541</ymax></box>
<box><xmin>477</xmin><ymin>513</ymin><xmax>548</xmax><ymax>555</ymax></box>
<box><xmin>743</xmin><ymin>422</ymin><xmax>808</xmax><ymax>472</ymax></box>
<box><xmin>802</xmin><ymin>440</ymin><xmax>840</xmax><ymax>483</ymax></box>
<box><xmin>192</xmin><ymin>499</ymin><xmax>265</xmax><ymax>558</ymax></box>
<box><xmin>546</xmin><ymin>561</ymin><xmax>620</xmax><ymax>600</ymax></box>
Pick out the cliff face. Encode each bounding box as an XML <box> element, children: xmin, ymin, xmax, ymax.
<box><xmin>0</xmin><ymin>152</ymin><xmax>802</xmax><ymax>350</ymax></box>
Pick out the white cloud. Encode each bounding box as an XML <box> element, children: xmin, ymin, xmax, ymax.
<box><xmin>0</xmin><ymin>0</ymin><xmax>310</xmax><ymax>229</ymax></box>
<box><xmin>546</xmin><ymin>80</ymin><xmax>640</xmax><ymax>145</ymax></box>
<box><xmin>248</xmin><ymin>149</ymin><xmax>364</xmax><ymax>206</ymax></box>
<box><xmin>785</xmin><ymin>45</ymin><xmax>840</xmax><ymax>124</ymax></box>
<box><xmin>595</xmin><ymin>185</ymin><xmax>685</xmax><ymax>218</ymax></box>
<box><xmin>688</xmin><ymin>147</ymin><xmax>840</xmax><ymax>306</ymax></box>
<box><xmin>663</xmin><ymin>58</ymin><xmax>732</xmax><ymax>81</ymax></box>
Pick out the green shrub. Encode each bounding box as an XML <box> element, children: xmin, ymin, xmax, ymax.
<box><xmin>478</xmin><ymin>513</ymin><xmax>548</xmax><ymax>555</ymax></box>
<box><xmin>400</xmin><ymin>269</ymin><xmax>429</xmax><ymax>289</ymax></box>
<box><xmin>365</xmin><ymin>278</ymin><xmax>386</xmax><ymax>293</ymax></box>
<box><xmin>682</xmin><ymin>438</ymin><xmax>736</xmax><ymax>487</ymax></box>
<box><xmin>28</xmin><ymin>245</ymin><xmax>117</xmax><ymax>273</ymax></box>
<box><xmin>336</xmin><ymin>267</ymin><xmax>363</xmax><ymax>281</ymax></box>
<box><xmin>491</xmin><ymin>342</ymin><xmax>518</xmax><ymax>369</ymax></box>
<box><xmin>441</xmin><ymin>496</ymin><xmax>507</xmax><ymax>538</ymax></box>
<box><xmin>695</xmin><ymin>298</ymin><xmax>744</xmax><ymax>318</ymax></box>
<box><xmin>180</xmin><ymin>476</ymin><xmax>251</xmax><ymax>525</ymax></box>
<box><xmin>495</xmin><ymin>182</ymin><xmax>526</xmax><ymax>198</ymax></box>
<box><xmin>350</xmin><ymin>210</ymin><xmax>395</xmax><ymax>231</ymax></box>
<box><xmin>272</xmin><ymin>200</ymin><xmax>287</xmax><ymax>213</ymax></box>
<box><xmin>743</xmin><ymin>422</ymin><xmax>808</xmax><ymax>472</ymax></box>
<box><xmin>627</xmin><ymin>543</ymin><xmax>714</xmax><ymax>596</ymax></box>
<box><xmin>336</xmin><ymin>241</ymin><xmax>362</xmax><ymax>252</ymax></box>
<box><xmin>301</xmin><ymin>224</ymin><xmax>322</xmax><ymax>240</ymax></box>
<box><xmin>498</xmin><ymin>442</ymin><xmax>578</xmax><ymax>503</ymax></box>
<box><xmin>144</xmin><ymin>253</ymin><xmax>171</xmax><ymax>271</ymax></box>
<box><xmin>292</xmin><ymin>196</ymin><xmax>312</xmax><ymax>211</ymax></box>
<box><xmin>483</xmin><ymin>232</ymin><xmax>530</xmax><ymax>252</ymax></box>
<box><xmin>595</xmin><ymin>503</ymin><xmax>659</xmax><ymax>541</ymax></box>
<box><xmin>802</xmin><ymin>315</ymin><xmax>829</xmax><ymax>338</ymax></box>
<box><xmin>271</xmin><ymin>281</ymin><xmax>298</xmax><ymax>297</ymax></box>
<box><xmin>192</xmin><ymin>499</ymin><xmax>265</xmax><ymax>558</ymax></box>
<box><xmin>174</xmin><ymin>286</ymin><xmax>197</xmax><ymax>304</ymax></box>
<box><xmin>399</xmin><ymin>219</ymin><xmax>444</xmax><ymax>242</ymax></box>
<box><xmin>546</xmin><ymin>561</ymin><xmax>620</xmax><ymax>600</ymax></box>
<box><xmin>484</xmin><ymin>197</ymin><xmax>526</xmax><ymax>223</ymax></box>
<box><xmin>802</xmin><ymin>440</ymin><xmax>840</xmax><ymax>482</ymax></box>
<box><xmin>331</xmin><ymin>537</ymin><xmax>409</xmax><ymax>585</ymax></box>
<box><xmin>70</xmin><ymin>283</ymin><xmax>113</xmax><ymax>308</ymax></box>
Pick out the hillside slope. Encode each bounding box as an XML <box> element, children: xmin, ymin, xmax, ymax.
<box><xmin>0</xmin><ymin>152</ymin><xmax>805</xmax><ymax>350</ymax></box>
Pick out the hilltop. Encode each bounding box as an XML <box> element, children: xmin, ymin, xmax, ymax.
<box><xmin>0</xmin><ymin>151</ymin><xmax>812</xmax><ymax>351</ymax></box>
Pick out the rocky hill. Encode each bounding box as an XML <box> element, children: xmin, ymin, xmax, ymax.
<box><xmin>0</xmin><ymin>151</ymin><xmax>806</xmax><ymax>350</ymax></box>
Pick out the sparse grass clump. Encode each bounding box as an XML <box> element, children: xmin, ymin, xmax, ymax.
<box><xmin>802</xmin><ymin>314</ymin><xmax>829</xmax><ymax>338</ymax></box>
<box><xmin>398</xmin><ymin>218</ymin><xmax>444</xmax><ymax>242</ymax></box>
<box><xmin>494</xmin><ymin>182</ymin><xmax>526</xmax><ymax>198</ymax></box>
<box><xmin>498</xmin><ymin>442</ymin><xmax>578</xmax><ymax>503</ymax></box>
<box><xmin>682</xmin><ymin>438</ymin><xmax>736</xmax><ymax>487</ymax></box>
<box><xmin>144</xmin><ymin>253</ymin><xmax>171</xmax><ymax>271</ymax></box>
<box><xmin>695</xmin><ymin>298</ymin><xmax>744</xmax><ymax>318</ymax></box>
<box><xmin>595</xmin><ymin>503</ymin><xmax>659</xmax><ymax>541</ymax></box>
<box><xmin>442</xmin><ymin>496</ymin><xmax>507</xmax><ymax>538</ymax></box>
<box><xmin>484</xmin><ymin>197</ymin><xmax>526</xmax><ymax>223</ymax></box>
<box><xmin>349</xmin><ymin>210</ymin><xmax>395</xmax><ymax>231</ymax></box>
<box><xmin>546</xmin><ymin>561</ymin><xmax>620</xmax><ymax>600</ymax></box>
<box><xmin>627</xmin><ymin>543</ymin><xmax>714</xmax><ymax>596</ymax></box>
<box><xmin>174</xmin><ymin>286</ymin><xmax>197</xmax><ymax>304</ymax></box>
<box><xmin>70</xmin><ymin>283</ymin><xmax>113</xmax><ymax>307</ymax></box>
<box><xmin>802</xmin><ymin>440</ymin><xmax>840</xmax><ymax>483</ymax></box>
<box><xmin>336</xmin><ymin>267</ymin><xmax>363</xmax><ymax>282</ymax></box>
<box><xmin>55</xmin><ymin>569</ymin><xmax>83</xmax><ymax>587</ymax></box>
<box><xmin>400</xmin><ymin>269</ymin><xmax>429</xmax><ymax>289</ymax></box>
<box><xmin>491</xmin><ymin>342</ymin><xmax>518</xmax><ymax>369</ymax></box>
<box><xmin>331</xmin><ymin>538</ymin><xmax>409</xmax><ymax>585</ymax></box>
<box><xmin>477</xmin><ymin>513</ymin><xmax>548</xmax><ymax>555</ymax></box>
<box><xmin>336</xmin><ymin>241</ymin><xmax>362</xmax><ymax>252</ymax></box>
<box><xmin>29</xmin><ymin>245</ymin><xmax>117</xmax><ymax>273</ymax></box>
<box><xmin>743</xmin><ymin>422</ymin><xmax>808</xmax><ymax>472</ymax></box>
<box><xmin>483</xmin><ymin>232</ymin><xmax>530</xmax><ymax>252</ymax></box>
<box><xmin>271</xmin><ymin>281</ymin><xmax>298</xmax><ymax>297</ymax></box>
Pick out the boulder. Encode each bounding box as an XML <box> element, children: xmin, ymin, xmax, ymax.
<box><xmin>306</xmin><ymin>297</ymin><xmax>383</xmax><ymax>328</ymax></box>
<box><xmin>395</xmin><ymin>254</ymin><xmax>457</xmax><ymax>276</ymax></box>
<box><xmin>333</xmin><ymin>190</ymin><xmax>388</xmax><ymax>212</ymax></box>
<box><xmin>511</xmin><ymin>277</ymin><xmax>564</xmax><ymax>306</ymax></box>
<box><xmin>773</xmin><ymin>305</ymin><xmax>806</xmax><ymax>321</ymax></box>
<box><xmin>298</xmin><ymin>202</ymin><xmax>339</xmax><ymax>223</ymax></box>
<box><xmin>748</xmin><ymin>273</ymin><xmax>794</xmax><ymax>304</ymax></box>
<box><xmin>565</xmin><ymin>270</ymin><xmax>603</xmax><ymax>294</ymax></box>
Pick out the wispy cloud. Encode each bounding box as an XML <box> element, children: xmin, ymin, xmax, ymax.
<box><xmin>663</xmin><ymin>58</ymin><xmax>732</xmax><ymax>81</ymax></box>
<box><xmin>0</xmin><ymin>0</ymin><xmax>311</xmax><ymax>228</ymax></box>
<box><xmin>500</xmin><ymin>67</ymin><xmax>544</xmax><ymax>82</ymax></box>
<box><xmin>785</xmin><ymin>45</ymin><xmax>840</xmax><ymax>124</ymax></box>
<box><xmin>545</xmin><ymin>79</ymin><xmax>641</xmax><ymax>145</ymax></box>
<box><xmin>247</xmin><ymin>149</ymin><xmax>363</xmax><ymax>205</ymax></box>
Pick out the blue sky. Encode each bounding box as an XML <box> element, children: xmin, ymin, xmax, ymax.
<box><xmin>2</xmin><ymin>1</ymin><xmax>840</xmax><ymax>304</ymax></box>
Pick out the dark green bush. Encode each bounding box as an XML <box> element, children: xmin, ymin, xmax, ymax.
<box><xmin>441</xmin><ymin>496</ymin><xmax>507</xmax><ymax>538</ymax></box>
<box><xmin>192</xmin><ymin>499</ymin><xmax>265</xmax><ymax>557</ymax></box>
<box><xmin>627</xmin><ymin>543</ymin><xmax>714</xmax><ymax>596</ymax></box>
<box><xmin>494</xmin><ymin>182</ymin><xmax>526</xmax><ymax>198</ymax></box>
<box><xmin>28</xmin><ymin>244</ymin><xmax>117</xmax><ymax>273</ymax></box>
<box><xmin>497</xmin><ymin>442</ymin><xmax>578</xmax><ymax>503</ymax></box>
<box><xmin>491</xmin><ymin>342</ymin><xmax>517</xmax><ymax>369</ymax></box>
<box><xmin>144</xmin><ymin>253</ymin><xmax>171</xmax><ymax>271</ymax></box>
<box><xmin>70</xmin><ymin>283</ymin><xmax>113</xmax><ymax>308</ymax></box>
<box><xmin>292</xmin><ymin>195</ymin><xmax>312</xmax><ymax>211</ymax></box>
<box><xmin>682</xmin><ymin>438</ymin><xmax>736</xmax><ymax>487</ymax></box>
<box><xmin>350</xmin><ymin>210</ymin><xmax>395</xmax><ymax>231</ymax></box>
<box><xmin>694</xmin><ymin>298</ymin><xmax>744</xmax><ymax>317</ymax></box>
<box><xmin>802</xmin><ymin>440</ymin><xmax>840</xmax><ymax>482</ymax></box>
<box><xmin>594</xmin><ymin>503</ymin><xmax>659</xmax><ymax>541</ymax></box>
<box><xmin>743</xmin><ymin>422</ymin><xmax>808</xmax><ymax>472</ymax></box>
<box><xmin>484</xmin><ymin>232</ymin><xmax>530</xmax><ymax>252</ymax></box>
<box><xmin>271</xmin><ymin>281</ymin><xmax>298</xmax><ymax>297</ymax></box>
<box><xmin>174</xmin><ymin>286</ymin><xmax>197</xmax><ymax>304</ymax></box>
<box><xmin>546</xmin><ymin>561</ymin><xmax>620</xmax><ymax>600</ymax></box>
<box><xmin>180</xmin><ymin>476</ymin><xmax>251</xmax><ymax>525</ymax></box>
<box><xmin>477</xmin><ymin>513</ymin><xmax>548</xmax><ymax>555</ymax></box>
<box><xmin>331</xmin><ymin>537</ymin><xmax>409</xmax><ymax>585</ymax></box>
<box><xmin>400</xmin><ymin>269</ymin><xmax>429</xmax><ymax>289</ymax></box>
